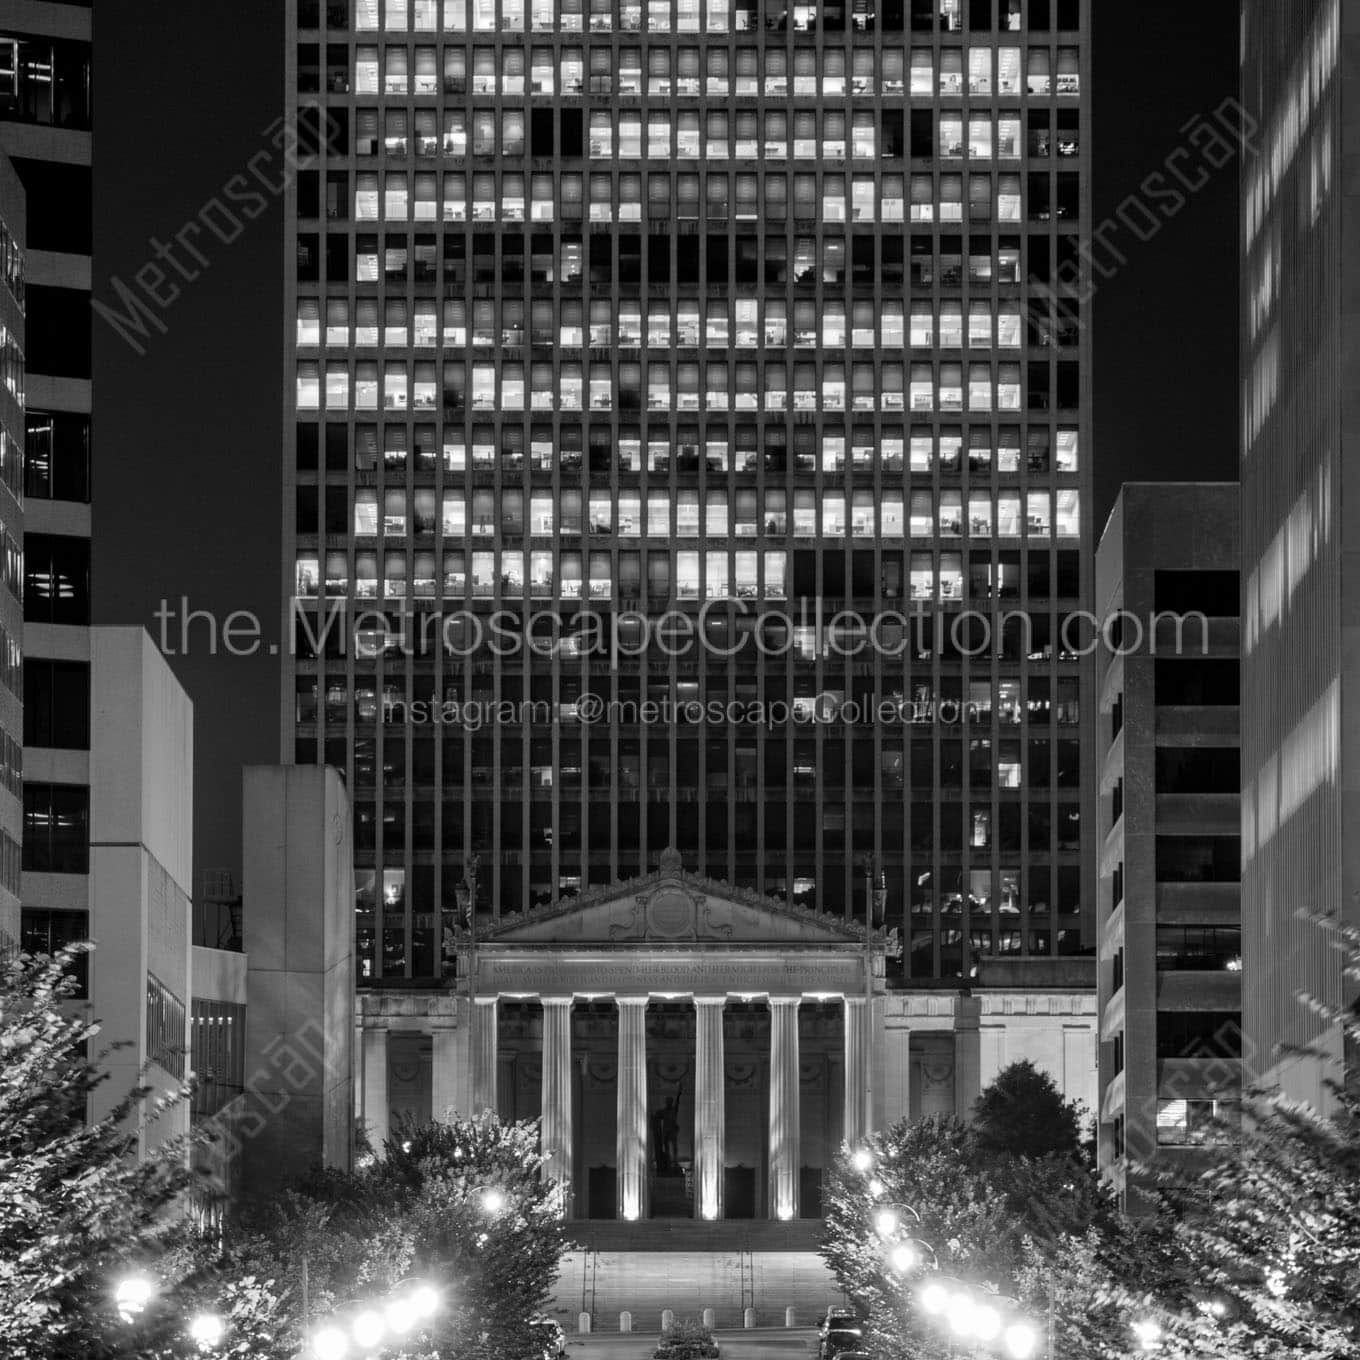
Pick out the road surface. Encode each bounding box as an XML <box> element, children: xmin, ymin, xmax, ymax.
<box><xmin>566</xmin><ymin>1328</ymin><xmax>820</xmax><ymax>1360</ymax></box>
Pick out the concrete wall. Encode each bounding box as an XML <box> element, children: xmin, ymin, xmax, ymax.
<box><xmin>88</xmin><ymin>628</ymin><xmax>194</xmax><ymax>1155</ymax></box>
<box><xmin>241</xmin><ymin>764</ymin><xmax>354</xmax><ymax>1198</ymax></box>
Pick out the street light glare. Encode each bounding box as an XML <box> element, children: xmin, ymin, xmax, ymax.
<box><xmin>867</xmin><ymin>1177</ymin><xmax>885</xmax><ymax>1198</ymax></box>
<box><xmin>1004</xmin><ymin>1321</ymin><xmax>1040</xmax><ymax>1359</ymax></box>
<box><xmin>890</xmin><ymin>1243</ymin><xmax>920</xmax><ymax>1273</ymax></box>
<box><xmin>188</xmin><ymin>1312</ymin><xmax>225</xmax><ymax>1350</ymax></box>
<box><xmin>919</xmin><ymin>1280</ymin><xmax>949</xmax><ymax>1316</ymax></box>
<box><xmin>851</xmin><ymin>1148</ymin><xmax>873</xmax><ymax>1173</ymax></box>
<box><xmin>114</xmin><ymin>1274</ymin><xmax>154</xmax><ymax>1319</ymax></box>
<box><xmin>972</xmin><ymin>1303</ymin><xmax>1001</xmax><ymax>1342</ymax></box>
<box><xmin>945</xmin><ymin>1290</ymin><xmax>976</xmax><ymax>1337</ymax></box>
<box><xmin>311</xmin><ymin>1324</ymin><xmax>349</xmax><ymax>1360</ymax></box>
<box><xmin>409</xmin><ymin>1283</ymin><xmax>442</xmax><ymax>1318</ymax></box>
<box><xmin>875</xmin><ymin>1208</ymin><xmax>899</xmax><ymax>1237</ymax></box>
<box><xmin>351</xmin><ymin>1309</ymin><xmax>387</xmax><ymax>1349</ymax></box>
<box><xmin>1132</xmin><ymin>1318</ymin><xmax>1163</xmax><ymax>1351</ymax></box>
<box><xmin>482</xmin><ymin>1187</ymin><xmax>507</xmax><ymax>1214</ymax></box>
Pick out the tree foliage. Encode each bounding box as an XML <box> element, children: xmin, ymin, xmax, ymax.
<box><xmin>971</xmin><ymin>1058</ymin><xmax>1084</xmax><ymax>1162</ymax></box>
<box><xmin>0</xmin><ymin>946</ymin><xmax>193</xmax><ymax>1359</ymax></box>
<box><xmin>197</xmin><ymin>1111</ymin><xmax>571</xmax><ymax>1360</ymax></box>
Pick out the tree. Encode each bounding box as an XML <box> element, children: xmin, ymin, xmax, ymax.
<box><xmin>972</xmin><ymin>1059</ymin><xmax>1084</xmax><ymax>1163</ymax></box>
<box><xmin>820</xmin><ymin>1110</ymin><xmax>1119</xmax><ymax>1360</ymax></box>
<box><xmin>206</xmin><ymin>1111</ymin><xmax>571</xmax><ymax>1360</ymax></box>
<box><xmin>0</xmin><ymin>946</ymin><xmax>194</xmax><ymax>1359</ymax></box>
<box><xmin>1123</xmin><ymin>916</ymin><xmax>1360</xmax><ymax>1359</ymax></box>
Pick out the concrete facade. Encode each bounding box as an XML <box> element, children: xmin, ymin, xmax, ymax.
<box><xmin>87</xmin><ymin>627</ymin><xmax>195</xmax><ymax>1156</ymax></box>
<box><xmin>241</xmin><ymin>764</ymin><xmax>355</xmax><ymax>1198</ymax></box>
<box><xmin>1094</xmin><ymin>484</ymin><xmax>1241</xmax><ymax>1196</ymax></box>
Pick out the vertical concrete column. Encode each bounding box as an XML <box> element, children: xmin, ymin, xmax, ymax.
<box><xmin>842</xmin><ymin>995</ymin><xmax>868</xmax><ymax>1149</ymax></box>
<box><xmin>954</xmin><ymin>995</ymin><xmax>982</xmax><ymax>1121</ymax></box>
<box><xmin>472</xmin><ymin>995</ymin><xmax>499</xmax><ymax>1115</ymax></box>
<box><xmin>540</xmin><ymin>996</ymin><xmax>575</xmax><ymax>1203</ymax></box>
<box><xmin>693</xmin><ymin>995</ymin><xmax>727</xmax><ymax>1220</ymax></box>
<box><xmin>431</xmin><ymin>1027</ymin><xmax>460</xmax><ymax>1123</ymax></box>
<box><xmin>767</xmin><ymin>996</ymin><xmax>801</xmax><ymax>1220</ymax></box>
<box><xmin>362</xmin><ymin>1027</ymin><xmax>390</xmax><ymax>1150</ymax></box>
<box><xmin>616</xmin><ymin>996</ymin><xmax>650</xmax><ymax>1220</ymax></box>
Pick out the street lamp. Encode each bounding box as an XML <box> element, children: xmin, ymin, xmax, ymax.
<box><xmin>188</xmin><ymin>1313</ymin><xmax>226</xmax><ymax>1351</ymax></box>
<box><xmin>310</xmin><ymin>1322</ymin><xmax>349</xmax><ymax>1360</ymax></box>
<box><xmin>481</xmin><ymin>1186</ymin><xmax>507</xmax><ymax>1215</ymax></box>
<box><xmin>114</xmin><ymin>1274</ymin><xmax>155</xmax><ymax>1323</ymax></box>
<box><xmin>1131</xmin><ymin>1318</ymin><xmax>1163</xmax><ymax>1351</ymax></box>
<box><xmin>851</xmin><ymin>1147</ymin><xmax>874</xmax><ymax>1174</ymax></box>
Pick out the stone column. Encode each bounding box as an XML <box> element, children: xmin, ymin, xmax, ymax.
<box><xmin>842</xmin><ymin>995</ymin><xmax>868</xmax><ymax>1149</ymax></box>
<box><xmin>540</xmin><ymin>997</ymin><xmax>574</xmax><ymax>1205</ymax></box>
<box><xmin>954</xmin><ymin>994</ymin><xmax>982</xmax><ymax>1121</ymax></box>
<box><xmin>472</xmin><ymin>995</ymin><xmax>499</xmax><ymax>1115</ymax></box>
<box><xmin>767</xmin><ymin>996</ymin><xmax>801</xmax><ymax>1220</ymax></box>
<box><xmin>693</xmin><ymin>996</ymin><xmax>727</xmax><ymax>1220</ymax></box>
<box><xmin>432</xmin><ymin>1027</ymin><xmax>460</xmax><ymax>1123</ymax></box>
<box><xmin>362</xmin><ymin>1027</ymin><xmax>389</xmax><ymax>1150</ymax></box>
<box><xmin>616</xmin><ymin>996</ymin><xmax>649</xmax><ymax>1221</ymax></box>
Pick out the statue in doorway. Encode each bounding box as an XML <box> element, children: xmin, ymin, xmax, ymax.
<box><xmin>652</xmin><ymin>1083</ymin><xmax>684</xmax><ymax>1175</ymax></box>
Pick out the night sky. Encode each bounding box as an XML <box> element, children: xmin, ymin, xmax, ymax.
<box><xmin>92</xmin><ymin>0</ymin><xmax>1240</xmax><ymax>893</ymax></box>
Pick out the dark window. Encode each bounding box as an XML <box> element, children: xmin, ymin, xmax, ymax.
<box><xmin>24</xmin><ymin>411</ymin><xmax>91</xmax><ymax>501</ymax></box>
<box><xmin>1153</xmin><ymin>569</ymin><xmax>1240</xmax><ymax>617</ymax></box>
<box><xmin>11</xmin><ymin>158</ymin><xmax>91</xmax><ymax>253</ymax></box>
<box><xmin>1156</xmin><ymin>835</ymin><xmax>1240</xmax><ymax>883</ymax></box>
<box><xmin>22</xmin><ymin>782</ymin><xmax>90</xmax><ymax>874</ymax></box>
<box><xmin>1156</xmin><ymin>1011</ymin><xmax>1242</xmax><ymax>1060</ymax></box>
<box><xmin>25</xmin><ymin>285</ymin><xmax>91</xmax><ymax>379</ymax></box>
<box><xmin>23</xmin><ymin>659</ymin><xmax>90</xmax><ymax>749</ymax></box>
<box><xmin>1155</xmin><ymin>747</ymin><xmax>1239</xmax><ymax>794</ymax></box>
<box><xmin>1154</xmin><ymin>659</ymin><xmax>1239</xmax><ymax>706</ymax></box>
<box><xmin>19</xmin><ymin>909</ymin><xmax>89</xmax><ymax>996</ymax></box>
<box><xmin>24</xmin><ymin>535</ymin><xmax>90</xmax><ymax>624</ymax></box>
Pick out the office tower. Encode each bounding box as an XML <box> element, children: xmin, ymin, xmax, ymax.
<box><xmin>1239</xmin><ymin>0</ymin><xmax>1350</xmax><ymax>1107</ymax></box>
<box><xmin>1093</xmin><ymin>483</ymin><xmax>1241</xmax><ymax>1199</ymax></box>
<box><xmin>0</xmin><ymin>152</ymin><xmax>23</xmax><ymax>947</ymax></box>
<box><xmin>285</xmin><ymin>0</ymin><xmax>1092</xmax><ymax>987</ymax></box>
<box><xmin>0</xmin><ymin>5</ymin><xmax>95</xmax><ymax>968</ymax></box>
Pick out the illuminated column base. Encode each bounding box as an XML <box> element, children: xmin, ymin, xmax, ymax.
<box><xmin>541</xmin><ymin>997</ymin><xmax>574</xmax><ymax>1206</ymax></box>
<box><xmin>472</xmin><ymin>996</ymin><xmax>499</xmax><ymax>1116</ymax></box>
<box><xmin>617</xmin><ymin>996</ymin><xmax>649</xmax><ymax>1221</ymax></box>
<box><xmin>767</xmin><ymin>996</ymin><xmax>801</xmax><ymax>1220</ymax></box>
<box><xmin>843</xmin><ymin>995</ymin><xmax>868</xmax><ymax>1149</ymax></box>
<box><xmin>694</xmin><ymin>996</ymin><xmax>726</xmax><ymax>1221</ymax></box>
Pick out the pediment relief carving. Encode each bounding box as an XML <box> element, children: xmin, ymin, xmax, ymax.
<box><xmin>481</xmin><ymin>848</ymin><xmax>865</xmax><ymax>948</ymax></box>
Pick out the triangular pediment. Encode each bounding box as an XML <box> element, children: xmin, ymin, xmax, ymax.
<box><xmin>481</xmin><ymin>848</ymin><xmax>863</xmax><ymax>947</ymax></box>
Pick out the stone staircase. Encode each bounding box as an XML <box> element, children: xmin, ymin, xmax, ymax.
<box><xmin>551</xmin><ymin>1222</ymin><xmax>842</xmax><ymax>1333</ymax></box>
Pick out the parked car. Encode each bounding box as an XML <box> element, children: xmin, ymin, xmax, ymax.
<box><xmin>527</xmin><ymin>1316</ymin><xmax>566</xmax><ymax>1359</ymax></box>
<box><xmin>820</xmin><ymin>1327</ymin><xmax>865</xmax><ymax>1360</ymax></box>
<box><xmin>819</xmin><ymin>1306</ymin><xmax>857</xmax><ymax>1336</ymax></box>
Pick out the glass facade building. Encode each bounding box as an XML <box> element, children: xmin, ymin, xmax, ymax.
<box><xmin>284</xmin><ymin>0</ymin><xmax>1092</xmax><ymax>986</ymax></box>
<box><xmin>1</xmin><ymin>3</ymin><xmax>93</xmax><ymax>962</ymax></box>
<box><xmin>1239</xmin><ymin>0</ymin><xmax>1351</xmax><ymax>1105</ymax></box>
<box><xmin>0</xmin><ymin>151</ymin><xmax>23</xmax><ymax>948</ymax></box>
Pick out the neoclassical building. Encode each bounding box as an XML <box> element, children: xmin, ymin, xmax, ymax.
<box><xmin>356</xmin><ymin>851</ymin><xmax>1097</xmax><ymax>1220</ymax></box>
